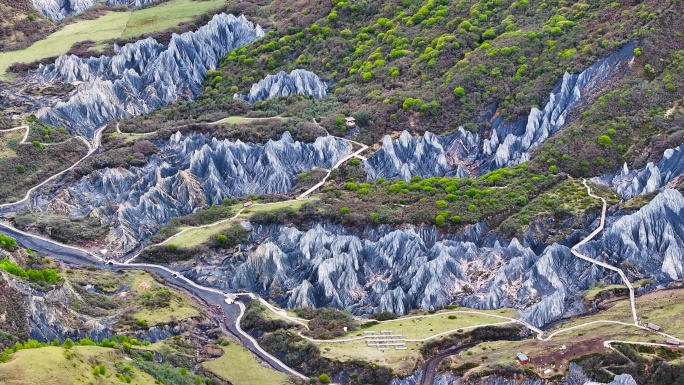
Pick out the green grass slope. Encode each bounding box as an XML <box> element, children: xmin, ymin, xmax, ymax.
<box><xmin>196</xmin><ymin>0</ymin><xmax>681</xmax><ymax>144</ymax></box>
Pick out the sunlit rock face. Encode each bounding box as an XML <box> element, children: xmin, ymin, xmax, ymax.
<box><xmin>234</xmin><ymin>69</ymin><xmax>328</xmax><ymax>104</ymax></box>
<box><xmin>593</xmin><ymin>143</ymin><xmax>684</xmax><ymax>199</ymax></box>
<box><xmin>389</xmin><ymin>363</ymin><xmax>636</xmax><ymax>385</ymax></box>
<box><xmin>32</xmin><ymin>0</ymin><xmax>158</xmax><ymax>21</ymax></box>
<box><xmin>363</xmin><ymin>130</ymin><xmax>478</xmax><ymax>181</ymax></box>
<box><xmin>183</xmin><ymin>222</ymin><xmax>601</xmax><ymax>327</ymax></box>
<box><xmin>33</xmin><ymin>132</ymin><xmax>350</xmax><ymax>252</ymax></box>
<box><xmin>30</xmin><ymin>14</ymin><xmax>264</xmax><ymax>138</ymax></box>
<box><xmin>181</xmin><ymin>189</ymin><xmax>684</xmax><ymax>328</ymax></box>
<box><xmin>580</xmin><ymin>189</ymin><xmax>684</xmax><ymax>282</ymax></box>
<box><xmin>365</xmin><ymin>43</ymin><xmax>635</xmax><ymax>180</ymax></box>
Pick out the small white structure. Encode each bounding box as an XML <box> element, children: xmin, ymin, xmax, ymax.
<box><xmin>243</xmin><ymin>201</ymin><xmax>253</xmax><ymax>208</ymax></box>
<box><xmin>645</xmin><ymin>322</ymin><xmax>662</xmax><ymax>332</ymax></box>
<box><xmin>345</xmin><ymin>117</ymin><xmax>356</xmax><ymax>127</ymax></box>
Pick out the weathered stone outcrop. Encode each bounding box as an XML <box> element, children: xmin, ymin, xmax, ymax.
<box><xmin>365</xmin><ymin>43</ymin><xmax>635</xmax><ymax>180</ymax></box>
<box><xmin>31</xmin><ymin>14</ymin><xmax>264</xmax><ymax>138</ymax></box>
<box><xmin>182</xmin><ymin>222</ymin><xmax>600</xmax><ymax>327</ymax></box>
<box><xmin>34</xmin><ymin>132</ymin><xmax>350</xmax><ymax>251</ymax></box>
<box><xmin>581</xmin><ymin>189</ymin><xmax>684</xmax><ymax>282</ymax></box>
<box><xmin>593</xmin><ymin>143</ymin><xmax>684</xmax><ymax>199</ymax></box>
<box><xmin>32</xmin><ymin>0</ymin><xmax>158</xmax><ymax>21</ymax></box>
<box><xmin>234</xmin><ymin>69</ymin><xmax>328</xmax><ymax>104</ymax></box>
<box><xmin>391</xmin><ymin>361</ymin><xmax>636</xmax><ymax>385</ymax></box>
<box><xmin>181</xmin><ymin>188</ymin><xmax>684</xmax><ymax>328</ymax></box>
<box><xmin>363</xmin><ymin>130</ymin><xmax>477</xmax><ymax>180</ymax></box>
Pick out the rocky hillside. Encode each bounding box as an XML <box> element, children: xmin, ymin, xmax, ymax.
<box><xmin>20</xmin><ymin>13</ymin><xmax>264</xmax><ymax>138</ymax></box>
<box><xmin>391</xmin><ymin>363</ymin><xmax>637</xmax><ymax>385</ymax></box>
<box><xmin>594</xmin><ymin>144</ymin><xmax>684</xmax><ymax>200</ymax></box>
<box><xmin>33</xmin><ymin>131</ymin><xmax>349</xmax><ymax>251</ymax></box>
<box><xmin>364</xmin><ymin>43</ymin><xmax>635</xmax><ymax>180</ymax></box>
<box><xmin>31</xmin><ymin>0</ymin><xmax>158</xmax><ymax>21</ymax></box>
<box><xmin>234</xmin><ymin>69</ymin><xmax>328</xmax><ymax>104</ymax></box>
<box><xmin>178</xmin><ymin>187</ymin><xmax>684</xmax><ymax>328</ymax></box>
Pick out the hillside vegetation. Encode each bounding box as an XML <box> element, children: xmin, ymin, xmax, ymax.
<box><xmin>190</xmin><ymin>0</ymin><xmax>678</xmax><ymax>143</ymax></box>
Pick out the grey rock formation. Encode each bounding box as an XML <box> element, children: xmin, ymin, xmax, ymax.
<box><xmin>389</xmin><ymin>370</ymin><xmax>458</xmax><ymax>385</ymax></box>
<box><xmin>32</xmin><ymin>0</ymin><xmax>157</xmax><ymax>21</ymax></box>
<box><xmin>182</xmin><ymin>222</ymin><xmax>601</xmax><ymax>327</ymax></box>
<box><xmin>581</xmin><ymin>189</ymin><xmax>684</xmax><ymax>282</ymax></box>
<box><xmin>182</xmin><ymin>188</ymin><xmax>684</xmax><ymax>327</ymax></box>
<box><xmin>365</xmin><ymin>43</ymin><xmax>635</xmax><ymax>180</ymax></box>
<box><xmin>363</xmin><ymin>130</ymin><xmax>477</xmax><ymax>180</ymax></box>
<box><xmin>34</xmin><ymin>132</ymin><xmax>350</xmax><ymax>252</ymax></box>
<box><xmin>390</xmin><ymin>363</ymin><xmax>636</xmax><ymax>385</ymax></box>
<box><xmin>8</xmin><ymin>274</ymin><xmax>184</xmax><ymax>343</ymax></box>
<box><xmin>234</xmin><ymin>69</ymin><xmax>328</xmax><ymax>104</ymax></box>
<box><xmin>592</xmin><ymin>143</ymin><xmax>684</xmax><ymax>199</ymax></box>
<box><xmin>31</xmin><ymin>13</ymin><xmax>264</xmax><ymax>138</ymax></box>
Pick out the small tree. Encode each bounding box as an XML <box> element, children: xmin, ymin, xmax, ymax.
<box><xmin>216</xmin><ymin>234</ymin><xmax>228</xmax><ymax>244</ymax></box>
<box><xmin>63</xmin><ymin>338</ymin><xmax>73</xmax><ymax>349</ymax></box>
<box><xmin>453</xmin><ymin>87</ymin><xmax>466</xmax><ymax>98</ymax></box>
<box><xmin>597</xmin><ymin>135</ymin><xmax>613</xmax><ymax>147</ymax></box>
<box><xmin>319</xmin><ymin>374</ymin><xmax>331</xmax><ymax>384</ymax></box>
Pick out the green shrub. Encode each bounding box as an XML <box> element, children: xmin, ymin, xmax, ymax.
<box><xmin>453</xmin><ymin>87</ymin><xmax>466</xmax><ymax>98</ymax></box>
<box><xmin>597</xmin><ymin>135</ymin><xmax>613</xmax><ymax>147</ymax></box>
<box><xmin>0</xmin><ymin>234</ymin><xmax>18</xmax><ymax>250</ymax></box>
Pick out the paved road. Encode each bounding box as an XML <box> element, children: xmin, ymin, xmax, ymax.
<box><xmin>0</xmin><ymin>222</ymin><xmax>307</xmax><ymax>380</ymax></box>
<box><xmin>418</xmin><ymin>343</ymin><xmax>476</xmax><ymax>385</ymax></box>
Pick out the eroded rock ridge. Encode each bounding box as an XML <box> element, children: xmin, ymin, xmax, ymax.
<box><xmin>365</xmin><ymin>43</ymin><xmax>635</xmax><ymax>180</ymax></box>
<box><xmin>32</xmin><ymin>13</ymin><xmax>264</xmax><ymax>138</ymax></box>
<box><xmin>234</xmin><ymin>69</ymin><xmax>328</xmax><ymax>104</ymax></box>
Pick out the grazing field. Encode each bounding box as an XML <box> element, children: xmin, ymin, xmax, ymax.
<box><xmin>211</xmin><ymin>116</ymin><xmax>289</xmax><ymax>125</ymax></box>
<box><xmin>0</xmin><ymin>130</ymin><xmax>23</xmax><ymax>158</ymax></box>
<box><xmin>0</xmin><ymin>346</ymin><xmax>157</xmax><ymax>385</ymax></box>
<box><xmin>451</xmin><ymin>288</ymin><xmax>684</xmax><ymax>379</ymax></box>
<box><xmin>0</xmin><ymin>12</ymin><xmax>130</xmax><ymax>77</ymax></box>
<box><xmin>318</xmin><ymin>339</ymin><xmax>422</xmax><ymax>375</ymax></box>
<box><xmin>129</xmin><ymin>272</ymin><xmax>201</xmax><ymax>326</ymax></box>
<box><xmin>0</xmin><ymin>0</ymin><xmax>225</xmax><ymax>77</ymax></box>
<box><xmin>338</xmin><ymin>309</ymin><xmax>519</xmax><ymax>341</ymax></box>
<box><xmin>202</xmin><ymin>343</ymin><xmax>291</xmax><ymax>385</ymax></box>
<box><xmin>168</xmin><ymin>199</ymin><xmax>311</xmax><ymax>248</ymax></box>
<box><xmin>121</xmin><ymin>0</ymin><xmax>225</xmax><ymax>39</ymax></box>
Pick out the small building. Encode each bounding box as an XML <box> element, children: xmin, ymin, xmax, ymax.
<box><xmin>516</xmin><ymin>352</ymin><xmax>529</xmax><ymax>365</ymax></box>
<box><xmin>666</xmin><ymin>338</ymin><xmax>681</xmax><ymax>346</ymax></box>
<box><xmin>645</xmin><ymin>322</ymin><xmax>662</xmax><ymax>332</ymax></box>
<box><xmin>345</xmin><ymin>117</ymin><xmax>356</xmax><ymax>127</ymax></box>
<box><xmin>243</xmin><ymin>201</ymin><xmax>253</xmax><ymax>208</ymax></box>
